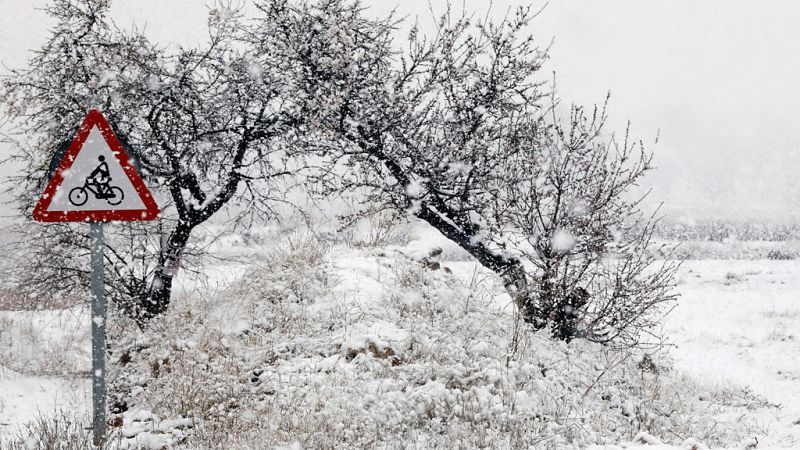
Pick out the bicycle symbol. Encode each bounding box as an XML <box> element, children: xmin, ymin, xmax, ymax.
<box><xmin>68</xmin><ymin>156</ymin><xmax>125</xmax><ymax>206</ymax></box>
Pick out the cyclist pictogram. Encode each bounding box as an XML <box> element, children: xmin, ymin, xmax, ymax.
<box><xmin>68</xmin><ymin>155</ymin><xmax>125</xmax><ymax>206</ymax></box>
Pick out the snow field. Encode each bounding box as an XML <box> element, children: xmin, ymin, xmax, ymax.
<box><xmin>1</xmin><ymin>223</ymin><xmax>797</xmax><ymax>448</ymax></box>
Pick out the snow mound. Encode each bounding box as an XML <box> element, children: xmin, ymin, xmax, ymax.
<box><xmin>107</xmin><ymin>234</ymin><xmax>777</xmax><ymax>449</ymax></box>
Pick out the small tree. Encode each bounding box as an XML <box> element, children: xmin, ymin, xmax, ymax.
<box><xmin>258</xmin><ymin>0</ymin><xmax>676</xmax><ymax>346</ymax></box>
<box><xmin>1</xmin><ymin>0</ymin><xmax>305</xmax><ymax>324</ymax></box>
<box><xmin>499</xmin><ymin>102</ymin><xmax>678</xmax><ymax>345</ymax></box>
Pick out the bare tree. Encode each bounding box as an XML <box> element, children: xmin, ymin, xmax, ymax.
<box><xmin>1</xmin><ymin>0</ymin><xmax>304</xmax><ymax>324</ymax></box>
<box><xmin>499</xmin><ymin>102</ymin><xmax>679</xmax><ymax>346</ymax></box>
<box><xmin>254</xmin><ymin>0</ymin><xmax>544</xmax><ymax>303</ymax></box>
<box><xmin>256</xmin><ymin>0</ymin><xmax>676</xmax><ymax>346</ymax></box>
<box><xmin>254</xmin><ymin>0</ymin><xmax>547</xmax><ymax>317</ymax></box>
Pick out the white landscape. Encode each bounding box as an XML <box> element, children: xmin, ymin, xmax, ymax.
<box><xmin>1</xmin><ymin>222</ymin><xmax>799</xmax><ymax>448</ymax></box>
<box><xmin>1</xmin><ymin>0</ymin><xmax>799</xmax><ymax>449</ymax></box>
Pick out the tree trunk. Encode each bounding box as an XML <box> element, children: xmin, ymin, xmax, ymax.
<box><xmin>499</xmin><ymin>261</ymin><xmax>545</xmax><ymax>328</ymax></box>
<box><xmin>414</xmin><ymin>202</ymin><xmax>543</xmax><ymax>326</ymax></box>
<box><xmin>136</xmin><ymin>221</ymin><xmax>194</xmax><ymax>326</ymax></box>
<box><xmin>356</xmin><ymin>136</ymin><xmax>546</xmax><ymax>327</ymax></box>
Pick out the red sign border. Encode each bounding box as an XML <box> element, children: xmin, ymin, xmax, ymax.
<box><xmin>32</xmin><ymin>109</ymin><xmax>160</xmax><ymax>222</ymax></box>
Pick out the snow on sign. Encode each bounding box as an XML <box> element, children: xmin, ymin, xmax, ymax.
<box><xmin>32</xmin><ymin>109</ymin><xmax>160</xmax><ymax>222</ymax></box>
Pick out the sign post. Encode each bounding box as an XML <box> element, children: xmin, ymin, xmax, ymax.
<box><xmin>89</xmin><ymin>222</ymin><xmax>106</xmax><ymax>445</ymax></box>
<box><xmin>32</xmin><ymin>109</ymin><xmax>160</xmax><ymax>445</ymax></box>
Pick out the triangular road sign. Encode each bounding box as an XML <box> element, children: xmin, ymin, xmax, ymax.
<box><xmin>32</xmin><ymin>109</ymin><xmax>160</xmax><ymax>222</ymax></box>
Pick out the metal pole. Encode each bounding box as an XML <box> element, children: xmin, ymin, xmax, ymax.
<box><xmin>90</xmin><ymin>222</ymin><xmax>106</xmax><ymax>446</ymax></box>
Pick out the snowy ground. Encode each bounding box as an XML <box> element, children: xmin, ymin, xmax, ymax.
<box><xmin>1</xmin><ymin>228</ymin><xmax>799</xmax><ymax>448</ymax></box>
<box><xmin>0</xmin><ymin>367</ymin><xmax>89</xmax><ymax>437</ymax></box>
<box><xmin>666</xmin><ymin>260</ymin><xmax>800</xmax><ymax>447</ymax></box>
<box><xmin>0</xmin><ymin>309</ymin><xmax>91</xmax><ymax>438</ymax></box>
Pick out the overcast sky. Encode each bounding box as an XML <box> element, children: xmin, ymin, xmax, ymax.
<box><xmin>2</xmin><ymin>0</ymin><xmax>798</xmax><ymax>220</ymax></box>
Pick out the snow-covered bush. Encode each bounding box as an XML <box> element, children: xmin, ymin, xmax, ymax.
<box><xmin>4</xmin><ymin>411</ymin><xmax>119</xmax><ymax>450</ymax></box>
<box><xmin>656</xmin><ymin>239</ymin><xmax>800</xmax><ymax>260</ymax></box>
<box><xmin>108</xmin><ymin>232</ymin><xmax>332</xmax><ymax>417</ymax></box>
<box><xmin>655</xmin><ymin>217</ymin><xmax>800</xmax><ymax>242</ymax></box>
<box><xmin>108</xmin><ymin>234</ymin><xmax>770</xmax><ymax>449</ymax></box>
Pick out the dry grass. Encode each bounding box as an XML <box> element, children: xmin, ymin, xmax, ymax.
<box><xmin>0</xmin><ymin>289</ymin><xmax>85</xmax><ymax>311</ymax></box>
<box><xmin>101</xmin><ymin>238</ymin><xmax>775</xmax><ymax>449</ymax></box>
<box><xmin>2</xmin><ymin>411</ymin><xmax>123</xmax><ymax>450</ymax></box>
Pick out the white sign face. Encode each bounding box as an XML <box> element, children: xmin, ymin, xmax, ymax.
<box><xmin>44</xmin><ymin>126</ymin><xmax>146</xmax><ymax>212</ymax></box>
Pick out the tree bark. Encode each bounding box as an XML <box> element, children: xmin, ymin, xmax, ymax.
<box><xmin>136</xmin><ymin>220</ymin><xmax>194</xmax><ymax>326</ymax></box>
<box><xmin>414</xmin><ymin>202</ymin><xmax>543</xmax><ymax>326</ymax></box>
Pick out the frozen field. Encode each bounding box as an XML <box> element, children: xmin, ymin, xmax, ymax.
<box><xmin>0</xmin><ymin>237</ymin><xmax>799</xmax><ymax>448</ymax></box>
<box><xmin>666</xmin><ymin>260</ymin><xmax>800</xmax><ymax>446</ymax></box>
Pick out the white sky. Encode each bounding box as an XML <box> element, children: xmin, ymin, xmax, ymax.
<box><xmin>2</xmin><ymin>0</ymin><xmax>798</xmax><ymax>219</ymax></box>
